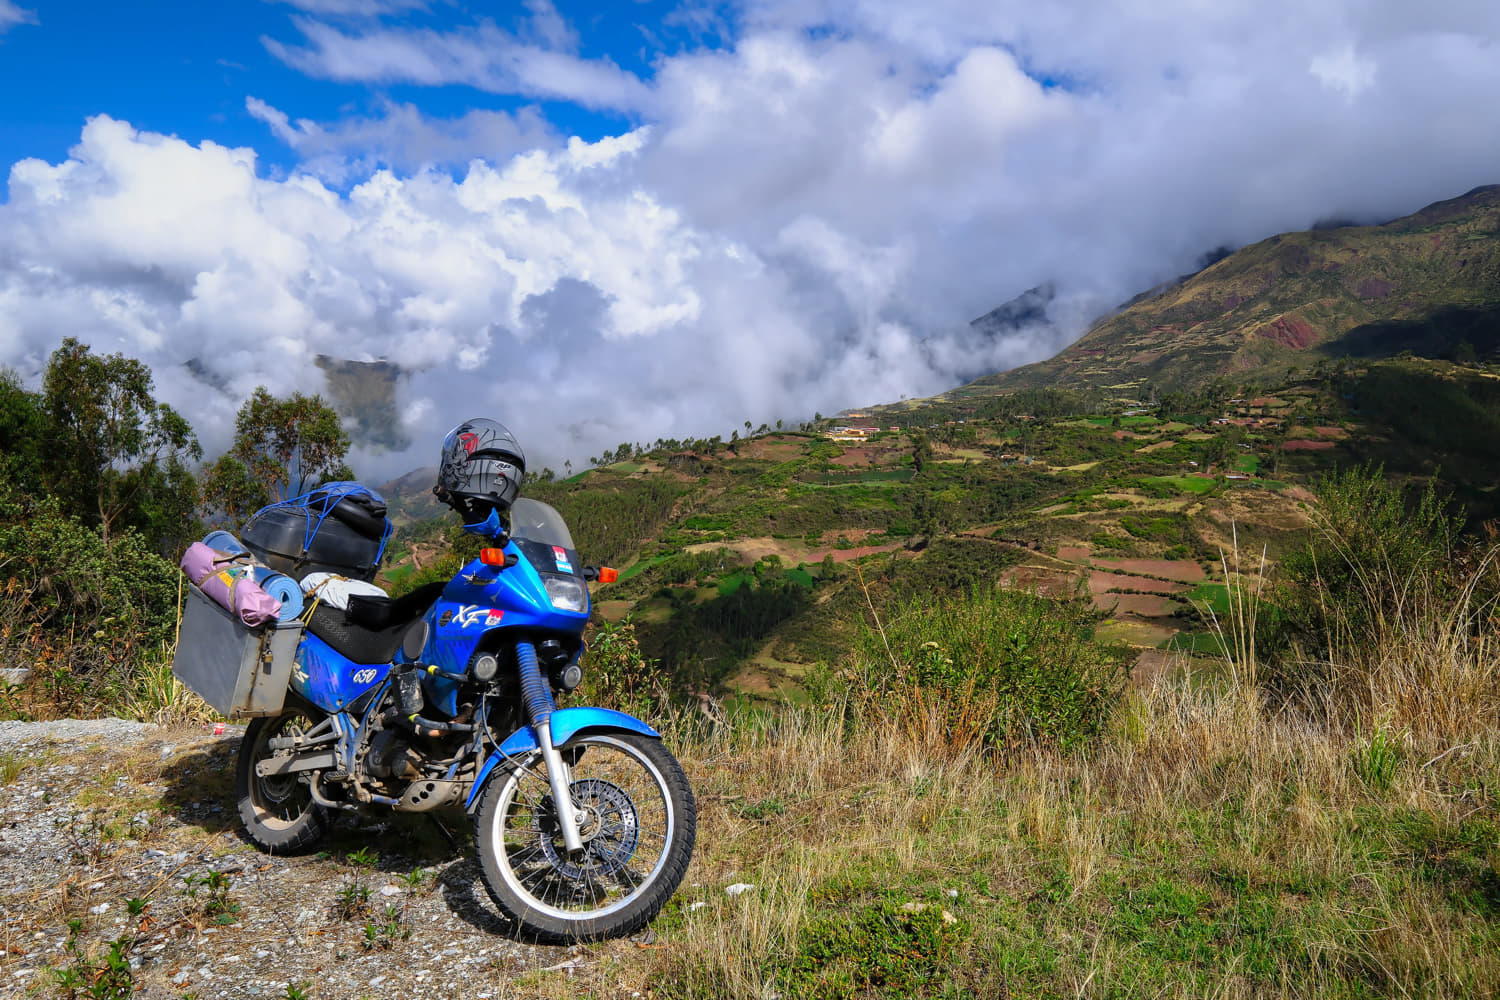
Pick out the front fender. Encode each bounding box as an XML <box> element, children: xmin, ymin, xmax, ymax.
<box><xmin>464</xmin><ymin>707</ymin><xmax>662</xmax><ymax>811</ymax></box>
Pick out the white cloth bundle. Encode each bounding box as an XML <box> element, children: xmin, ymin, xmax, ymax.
<box><xmin>300</xmin><ymin>572</ymin><xmax>388</xmax><ymax>611</ymax></box>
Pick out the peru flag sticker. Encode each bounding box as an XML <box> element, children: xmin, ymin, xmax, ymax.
<box><xmin>553</xmin><ymin>546</ymin><xmax>574</xmax><ymax>574</ymax></box>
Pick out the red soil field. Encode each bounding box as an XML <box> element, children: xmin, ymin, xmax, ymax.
<box><xmin>1091</xmin><ymin>558</ymin><xmax>1206</xmax><ymax>582</ymax></box>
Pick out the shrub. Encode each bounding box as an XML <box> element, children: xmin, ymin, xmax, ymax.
<box><xmin>1262</xmin><ymin>465</ymin><xmax>1461</xmax><ymax>663</ymax></box>
<box><xmin>1256</xmin><ymin>465</ymin><xmax>1500</xmax><ymax>741</ymax></box>
<box><xmin>850</xmin><ymin>586</ymin><xmax>1127</xmax><ymax>752</ymax></box>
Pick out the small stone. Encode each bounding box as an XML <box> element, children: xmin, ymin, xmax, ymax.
<box><xmin>725</xmin><ymin>882</ymin><xmax>755</xmax><ymax>896</ymax></box>
<box><xmin>379</xmin><ymin>885</ymin><xmax>402</xmax><ymax>897</ymax></box>
<box><xmin>89</xmin><ymin>903</ymin><xmax>109</xmax><ymax>915</ymax></box>
<box><xmin>369</xmin><ymin>976</ymin><xmax>387</xmax><ymax>987</ymax></box>
<box><xmin>945</xmin><ymin>889</ymin><xmax>959</xmax><ymax>898</ymax></box>
<box><xmin>688</xmin><ymin>901</ymin><xmax>707</xmax><ymax>911</ymax></box>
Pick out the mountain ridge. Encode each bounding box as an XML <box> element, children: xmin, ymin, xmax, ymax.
<box><xmin>951</xmin><ymin>184</ymin><xmax>1500</xmax><ymax>401</ymax></box>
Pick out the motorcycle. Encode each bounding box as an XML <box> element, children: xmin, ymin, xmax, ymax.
<box><xmin>233</xmin><ymin>497</ymin><xmax>696</xmax><ymax>943</ymax></box>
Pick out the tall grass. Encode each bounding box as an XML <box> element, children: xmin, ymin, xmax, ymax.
<box><xmin>834</xmin><ymin>579</ymin><xmax>1128</xmax><ymax>753</ymax></box>
<box><xmin>639</xmin><ymin>480</ymin><xmax>1500</xmax><ymax>998</ymax></box>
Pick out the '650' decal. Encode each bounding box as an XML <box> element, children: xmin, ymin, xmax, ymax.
<box><xmin>453</xmin><ymin>606</ymin><xmax>504</xmax><ymax>628</ymax></box>
<box><xmin>351</xmin><ymin>668</ymin><xmax>380</xmax><ymax>685</ymax></box>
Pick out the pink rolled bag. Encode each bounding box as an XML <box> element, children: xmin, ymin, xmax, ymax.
<box><xmin>179</xmin><ymin>542</ymin><xmax>283</xmax><ymax>628</ymax></box>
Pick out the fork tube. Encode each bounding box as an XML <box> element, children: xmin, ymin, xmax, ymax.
<box><xmin>516</xmin><ymin>641</ymin><xmax>583</xmax><ymax>853</ymax></box>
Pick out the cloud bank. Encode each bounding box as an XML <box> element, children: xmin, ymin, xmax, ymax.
<box><xmin>3</xmin><ymin>1</ymin><xmax>1500</xmax><ymax>479</ymax></box>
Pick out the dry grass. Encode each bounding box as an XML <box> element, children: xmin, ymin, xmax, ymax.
<box><xmin>632</xmin><ymin>626</ymin><xmax>1500</xmax><ymax>998</ymax></box>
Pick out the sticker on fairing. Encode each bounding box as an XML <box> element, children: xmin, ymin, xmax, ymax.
<box><xmin>453</xmin><ymin>605</ymin><xmax>504</xmax><ymax>628</ymax></box>
<box><xmin>552</xmin><ymin>546</ymin><xmax>574</xmax><ymax>573</ymax></box>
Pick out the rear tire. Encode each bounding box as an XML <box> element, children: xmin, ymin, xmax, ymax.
<box><xmin>236</xmin><ymin>708</ymin><xmax>329</xmax><ymax>854</ymax></box>
<box><xmin>474</xmin><ymin>732</ymin><xmax>696</xmax><ymax>942</ymax></box>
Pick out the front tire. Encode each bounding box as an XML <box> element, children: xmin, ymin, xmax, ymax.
<box><xmin>474</xmin><ymin>732</ymin><xmax>696</xmax><ymax>942</ymax></box>
<box><xmin>236</xmin><ymin>707</ymin><xmax>329</xmax><ymax>854</ymax></box>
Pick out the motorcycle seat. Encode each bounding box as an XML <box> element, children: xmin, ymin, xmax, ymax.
<box><xmin>305</xmin><ymin>581</ymin><xmax>447</xmax><ymax>665</ymax></box>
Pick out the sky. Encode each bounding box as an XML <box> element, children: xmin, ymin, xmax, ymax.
<box><xmin>2</xmin><ymin>1</ymin><xmax>1500</xmax><ymax>480</ymax></box>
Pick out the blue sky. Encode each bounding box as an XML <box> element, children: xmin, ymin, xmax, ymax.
<box><xmin>2</xmin><ymin>1</ymin><xmax>1499</xmax><ymax>475</ymax></box>
<box><xmin>0</xmin><ymin>1</ymin><xmax>724</xmax><ymax>176</ymax></box>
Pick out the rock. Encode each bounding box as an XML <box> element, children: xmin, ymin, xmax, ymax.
<box><xmin>725</xmin><ymin>882</ymin><xmax>756</xmax><ymax>896</ymax></box>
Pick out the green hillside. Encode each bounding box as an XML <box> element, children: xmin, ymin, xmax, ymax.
<box><xmin>962</xmin><ymin>185</ymin><xmax>1500</xmax><ymax>398</ymax></box>
<box><xmin>377</xmin><ymin>354</ymin><xmax>1500</xmax><ymax>703</ymax></box>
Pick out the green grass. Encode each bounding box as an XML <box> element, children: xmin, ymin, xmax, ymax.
<box><xmin>717</xmin><ymin>571</ymin><xmax>751</xmax><ymax>597</ymax></box>
<box><xmin>1139</xmin><ymin>475</ymin><xmax>1218</xmax><ymax>496</ymax></box>
<box><xmin>1182</xmin><ymin>582</ymin><xmax>1232</xmax><ymax>616</ymax></box>
<box><xmin>1163</xmin><ymin>631</ymin><xmax>1229</xmax><ymax>655</ymax></box>
<box><xmin>619</xmin><ymin>553</ymin><xmax>678</xmax><ymax>582</ymax></box>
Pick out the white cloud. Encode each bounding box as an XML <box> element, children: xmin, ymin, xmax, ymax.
<box><xmin>7</xmin><ymin>2</ymin><xmax>1500</xmax><ymax>479</ymax></box>
<box><xmin>246</xmin><ymin>96</ymin><xmax>559</xmax><ymax>181</ymax></box>
<box><xmin>273</xmin><ymin>0</ymin><xmax>428</xmax><ymax>17</ymax></box>
<box><xmin>0</xmin><ymin>0</ymin><xmax>36</xmax><ymax>33</ymax></box>
<box><xmin>1311</xmin><ymin>45</ymin><xmax>1377</xmax><ymax>97</ymax></box>
<box><xmin>264</xmin><ymin>17</ymin><xmax>653</xmax><ymax>112</ymax></box>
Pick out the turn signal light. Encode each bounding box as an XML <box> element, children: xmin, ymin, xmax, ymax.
<box><xmin>598</xmin><ymin>566</ymin><xmax>618</xmax><ymax>583</ymax></box>
<box><xmin>480</xmin><ymin>548</ymin><xmax>506</xmax><ymax>566</ymax></box>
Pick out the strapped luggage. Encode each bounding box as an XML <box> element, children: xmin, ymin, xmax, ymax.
<box><xmin>240</xmin><ymin>481</ymin><xmax>393</xmax><ymax>582</ymax></box>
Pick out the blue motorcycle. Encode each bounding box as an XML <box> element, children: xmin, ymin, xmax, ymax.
<box><xmin>233</xmin><ymin>497</ymin><xmax>696</xmax><ymax>943</ymax></box>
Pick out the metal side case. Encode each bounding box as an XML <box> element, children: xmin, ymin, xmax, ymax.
<box><xmin>171</xmin><ymin>583</ymin><xmax>303</xmax><ymax>718</ymax></box>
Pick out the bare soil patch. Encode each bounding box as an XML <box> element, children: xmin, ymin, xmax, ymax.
<box><xmin>1091</xmin><ymin>559</ymin><xmax>1206</xmax><ymax>582</ymax></box>
<box><xmin>1056</xmin><ymin>545</ymin><xmax>1090</xmax><ymax>561</ymax></box>
<box><xmin>1086</xmin><ymin>572</ymin><xmax>1187</xmax><ymax>596</ymax></box>
<box><xmin>1095</xmin><ymin>593</ymin><xmax>1180</xmax><ymax>617</ymax></box>
<box><xmin>741</xmin><ymin>439</ymin><xmax>804</xmax><ymax>461</ymax></box>
<box><xmin>1282</xmin><ymin>440</ymin><xmax>1334</xmax><ymax>451</ymax></box>
<box><xmin>831</xmin><ymin>447</ymin><xmax>882</xmax><ymax>467</ymax></box>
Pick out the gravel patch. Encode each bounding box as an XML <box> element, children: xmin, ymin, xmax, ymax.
<box><xmin>0</xmin><ymin>719</ymin><xmax>648</xmax><ymax>998</ymax></box>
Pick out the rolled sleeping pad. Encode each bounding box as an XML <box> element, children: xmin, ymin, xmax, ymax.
<box><xmin>201</xmin><ymin>530</ymin><xmax>249</xmax><ymax>556</ymax></box>
<box><xmin>250</xmin><ymin>567</ymin><xmax>304</xmax><ymax>621</ymax></box>
<box><xmin>179</xmin><ymin>542</ymin><xmax>281</xmax><ymax>628</ymax></box>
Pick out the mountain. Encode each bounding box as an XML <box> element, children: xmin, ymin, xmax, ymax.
<box><xmin>962</xmin><ymin>185</ymin><xmax>1500</xmax><ymax>399</ymax></box>
<box><xmin>970</xmin><ymin>282</ymin><xmax>1055</xmax><ymax>338</ymax></box>
<box><xmin>315</xmin><ymin>356</ymin><xmax>409</xmax><ymax>451</ymax></box>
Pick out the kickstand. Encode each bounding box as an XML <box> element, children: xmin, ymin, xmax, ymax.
<box><xmin>427</xmin><ymin>813</ymin><xmax>460</xmax><ymax>851</ymax></box>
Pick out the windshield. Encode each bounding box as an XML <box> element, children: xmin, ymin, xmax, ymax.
<box><xmin>507</xmin><ymin>498</ymin><xmax>575</xmax><ymax>549</ymax></box>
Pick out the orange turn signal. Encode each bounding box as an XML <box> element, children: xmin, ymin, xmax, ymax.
<box><xmin>479</xmin><ymin>548</ymin><xmax>507</xmax><ymax>566</ymax></box>
<box><xmin>598</xmin><ymin>566</ymin><xmax>619</xmax><ymax>584</ymax></box>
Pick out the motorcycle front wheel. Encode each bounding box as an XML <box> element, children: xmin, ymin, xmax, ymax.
<box><xmin>235</xmin><ymin>707</ymin><xmax>329</xmax><ymax>854</ymax></box>
<box><xmin>474</xmin><ymin>732</ymin><xmax>696</xmax><ymax>942</ymax></box>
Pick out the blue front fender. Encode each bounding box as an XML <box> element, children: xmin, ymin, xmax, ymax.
<box><xmin>464</xmin><ymin>707</ymin><xmax>662</xmax><ymax>811</ymax></box>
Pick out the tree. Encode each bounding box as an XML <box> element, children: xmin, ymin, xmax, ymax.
<box><xmin>41</xmin><ymin>338</ymin><xmax>201</xmax><ymax>549</ymax></box>
<box><xmin>0</xmin><ymin>367</ymin><xmax>48</xmax><ymax>492</ymax></box>
<box><xmin>202</xmin><ymin>387</ymin><xmax>352</xmax><ymax>525</ymax></box>
<box><xmin>909</xmin><ymin>429</ymin><xmax>933</xmax><ymax>477</ymax></box>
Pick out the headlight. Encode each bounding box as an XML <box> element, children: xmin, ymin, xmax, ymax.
<box><xmin>543</xmin><ymin>575</ymin><xmax>588</xmax><ymax>612</ymax></box>
<box><xmin>470</xmin><ymin>653</ymin><xmax>499</xmax><ymax>681</ymax></box>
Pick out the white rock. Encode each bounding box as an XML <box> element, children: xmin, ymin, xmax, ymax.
<box><xmin>725</xmin><ymin>882</ymin><xmax>756</xmax><ymax>896</ymax></box>
<box><xmin>688</xmin><ymin>901</ymin><xmax>707</xmax><ymax>911</ymax></box>
<box><xmin>89</xmin><ymin>903</ymin><xmax>109</xmax><ymax>915</ymax></box>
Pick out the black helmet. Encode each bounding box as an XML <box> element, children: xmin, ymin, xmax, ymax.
<box><xmin>435</xmin><ymin>418</ymin><xmax>526</xmax><ymax>518</ymax></box>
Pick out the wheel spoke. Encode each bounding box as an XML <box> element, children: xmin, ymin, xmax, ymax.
<box><xmin>483</xmin><ymin>735</ymin><xmax>689</xmax><ymax>922</ymax></box>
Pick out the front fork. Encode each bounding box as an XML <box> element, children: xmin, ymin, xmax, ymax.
<box><xmin>516</xmin><ymin>641</ymin><xmax>585</xmax><ymax>853</ymax></box>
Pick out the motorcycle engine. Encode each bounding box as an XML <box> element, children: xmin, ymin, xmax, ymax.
<box><xmin>364</xmin><ymin>728</ymin><xmax>420</xmax><ymax>780</ymax></box>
